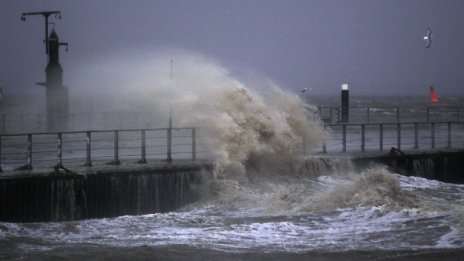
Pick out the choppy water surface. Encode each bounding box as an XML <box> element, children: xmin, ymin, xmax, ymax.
<box><xmin>1</xmin><ymin>171</ymin><xmax>464</xmax><ymax>260</ymax></box>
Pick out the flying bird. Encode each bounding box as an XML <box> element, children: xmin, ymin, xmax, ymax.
<box><xmin>301</xmin><ymin>88</ymin><xmax>312</xmax><ymax>93</ymax></box>
<box><xmin>424</xmin><ymin>27</ymin><xmax>432</xmax><ymax>48</ymax></box>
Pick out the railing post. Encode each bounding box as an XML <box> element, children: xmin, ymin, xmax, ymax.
<box><xmin>431</xmin><ymin>122</ymin><xmax>435</xmax><ymax>149</ymax></box>
<box><xmin>26</xmin><ymin>134</ymin><xmax>32</xmax><ymax>170</ymax></box>
<box><xmin>57</xmin><ymin>133</ymin><xmax>63</xmax><ymax>167</ymax></box>
<box><xmin>397</xmin><ymin>123</ymin><xmax>401</xmax><ymax>150</ymax></box>
<box><xmin>139</xmin><ymin>129</ymin><xmax>147</xmax><ymax>164</ymax></box>
<box><xmin>361</xmin><ymin>124</ymin><xmax>365</xmax><ymax>152</ymax></box>
<box><xmin>342</xmin><ymin>124</ymin><xmax>347</xmax><ymax>153</ymax></box>
<box><xmin>414</xmin><ymin>123</ymin><xmax>419</xmax><ymax>149</ymax></box>
<box><xmin>85</xmin><ymin>131</ymin><xmax>92</xmax><ymax>166</ymax></box>
<box><xmin>112</xmin><ymin>130</ymin><xmax>121</xmax><ymax>165</ymax></box>
<box><xmin>447</xmin><ymin>122</ymin><xmax>452</xmax><ymax>148</ymax></box>
<box><xmin>192</xmin><ymin>128</ymin><xmax>196</xmax><ymax>161</ymax></box>
<box><xmin>379</xmin><ymin>124</ymin><xmax>383</xmax><ymax>152</ymax></box>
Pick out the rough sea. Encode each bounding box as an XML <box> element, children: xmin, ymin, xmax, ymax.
<box><xmin>1</xmin><ymin>167</ymin><xmax>464</xmax><ymax>260</ymax></box>
<box><xmin>1</xmin><ymin>91</ymin><xmax>464</xmax><ymax>260</ymax></box>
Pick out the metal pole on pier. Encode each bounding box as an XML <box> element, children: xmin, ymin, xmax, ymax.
<box><xmin>341</xmin><ymin>84</ymin><xmax>349</xmax><ymax>123</ymax></box>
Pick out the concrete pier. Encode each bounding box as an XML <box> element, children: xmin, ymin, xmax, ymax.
<box><xmin>352</xmin><ymin>149</ymin><xmax>464</xmax><ymax>184</ymax></box>
<box><xmin>1</xmin><ymin>150</ymin><xmax>464</xmax><ymax>223</ymax></box>
<box><xmin>0</xmin><ymin>163</ymin><xmax>211</xmax><ymax>222</ymax></box>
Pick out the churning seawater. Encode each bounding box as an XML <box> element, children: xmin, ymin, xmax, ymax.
<box><xmin>1</xmin><ymin>168</ymin><xmax>464</xmax><ymax>260</ymax></box>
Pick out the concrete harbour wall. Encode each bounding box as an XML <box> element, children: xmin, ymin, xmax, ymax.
<box><xmin>0</xmin><ymin>164</ymin><xmax>209</xmax><ymax>223</ymax></box>
<box><xmin>352</xmin><ymin>150</ymin><xmax>464</xmax><ymax>184</ymax></box>
<box><xmin>1</xmin><ymin>150</ymin><xmax>463</xmax><ymax>223</ymax></box>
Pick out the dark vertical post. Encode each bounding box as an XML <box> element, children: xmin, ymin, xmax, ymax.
<box><xmin>414</xmin><ymin>123</ymin><xmax>419</xmax><ymax>149</ymax></box>
<box><xmin>447</xmin><ymin>122</ymin><xmax>451</xmax><ymax>148</ymax></box>
<box><xmin>139</xmin><ymin>130</ymin><xmax>147</xmax><ymax>164</ymax></box>
<box><xmin>167</xmin><ymin>110</ymin><xmax>172</xmax><ymax>162</ymax></box>
<box><xmin>361</xmin><ymin>124</ymin><xmax>365</xmax><ymax>152</ymax></box>
<box><xmin>397</xmin><ymin>123</ymin><xmax>401</xmax><ymax>150</ymax></box>
<box><xmin>396</xmin><ymin>107</ymin><xmax>400</xmax><ymax>123</ymax></box>
<box><xmin>342</xmin><ymin>124</ymin><xmax>347</xmax><ymax>153</ymax></box>
<box><xmin>57</xmin><ymin>133</ymin><xmax>62</xmax><ymax>167</ymax></box>
<box><xmin>192</xmin><ymin>128</ymin><xmax>196</xmax><ymax>161</ymax></box>
<box><xmin>85</xmin><ymin>131</ymin><xmax>92</xmax><ymax>166</ymax></box>
<box><xmin>431</xmin><ymin>122</ymin><xmax>435</xmax><ymax>149</ymax></box>
<box><xmin>378</xmin><ymin>124</ymin><xmax>383</xmax><ymax>151</ymax></box>
<box><xmin>26</xmin><ymin>134</ymin><xmax>33</xmax><ymax>170</ymax></box>
<box><xmin>341</xmin><ymin>84</ymin><xmax>349</xmax><ymax>123</ymax></box>
<box><xmin>112</xmin><ymin>130</ymin><xmax>120</xmax><ymax>165</ymax></box>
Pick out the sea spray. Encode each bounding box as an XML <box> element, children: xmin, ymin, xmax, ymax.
<box><xmin>72</xmin><ymin>49</ymin><xmax>327</xmax><ymax>180</ymax></box>
<box><xmin>71</xmin><ymin>49</ymin><xmax>420</xmax><ymax>214</ymax></box>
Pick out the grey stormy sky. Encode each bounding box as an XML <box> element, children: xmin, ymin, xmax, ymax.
<box><xmin>1</xmin><ymin>0</ymin><xmax>464</xmax><ymax>97</ymax></box>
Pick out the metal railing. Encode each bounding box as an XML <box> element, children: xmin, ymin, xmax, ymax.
<box><xmin>2</xmin><ymin>120</ymin><xmax>464</xmax><ymax>172</ymax></box>
<box><xmin>322</xmin><ymin>121</ymin><xmax>464</xmax><ymax>153</ymax></box>
<box><xmin>0</xmin><ymin>127</ymin><xmax>200</xmax><ymax>172</ymax></box>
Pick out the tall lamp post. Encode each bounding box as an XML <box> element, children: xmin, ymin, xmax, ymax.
<box><xmin>21</xmin><ymin>11</ymin><xmax>69</xmax><ymax>131</ymax></box>
<box><xmin>21</xmin><ymin>11</ymin><xmax>62</xmax><ymax>56</ymax></box>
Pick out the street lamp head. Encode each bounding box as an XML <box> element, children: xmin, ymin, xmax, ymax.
<box><xmin>21</xmin><ymin>14</ymin><xmax>26</xmax><ymax>21</ymax></box>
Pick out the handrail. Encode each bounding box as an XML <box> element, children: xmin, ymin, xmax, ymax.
<box><xmin>324</xmin><ymin>120</ymin><xmax>464</xmax><ymax>127</ymax></box>
<box><xmin>0</xmin><ymin>127</ymin><xmax>199</xmax><ymax>172</ymax></box>
<box><xmin>321</xmin><ymin>121</ymin><xmax>464</xmax><ymax>154</ymax></box>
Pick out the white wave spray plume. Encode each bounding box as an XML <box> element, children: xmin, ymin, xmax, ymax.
<box><xmin>70</xmin><ymin>49</ymin><xmax>328</xmax><ymax>184</ymax></box>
